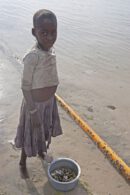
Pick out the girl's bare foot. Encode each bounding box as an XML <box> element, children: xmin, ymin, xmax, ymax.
<box><xmin>19</xmin><ymin>162</ymin><xmax>29</xmax><ymax>179</ymax></box>
<box><xmin>38</xmin><ymin>152</ymin><xmax>45</xmax><ymax>160</ymax></box>
<box><xmin>19</xmin><ymin>148</ymin><xmax>29</xmax><ymax>178</ymax></box>
<box><xmin>38</xmin><ymin>152</ymin><xmax>53</xmax><ymax>163</ymax></box>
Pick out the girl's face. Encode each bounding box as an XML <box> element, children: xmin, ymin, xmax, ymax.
<box><xmin>32</xmin><ymin>18</ymin><xmax>57</xmax><ymax>51</ymax></box>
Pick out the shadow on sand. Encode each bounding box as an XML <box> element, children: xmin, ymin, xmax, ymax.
<box><xmin>25</xmin><ymin>179</ymin><xmax>41</xmax><ymax>195</ymax></box>
<box><xmin>43</xmin><ymin>180</ymin><xmax>90</xmax><ymax>195</ymax></box>
<box><xmin>25</xmin><ymin>178</ymin><xmax>89</xmax><ymax>195</ymax></box>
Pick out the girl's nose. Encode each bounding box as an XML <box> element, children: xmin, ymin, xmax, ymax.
<box><xmin>47</xmin><ymin>34</ymin><xmax>53</xmax><ymax>41</ymax></box>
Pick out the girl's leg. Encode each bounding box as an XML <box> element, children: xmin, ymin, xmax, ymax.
<box><xmin>19</xmin><ymin>148</ymin><xmax>27</xmax><ymax>166</ymax></box>
<box><xmin>19</xmin><ymin>148</ymin><xmax>29</xmax><ymax>179</ymax></box>
<box><xmin>38</xmin><ymin>150</ymin><xmax>45</xmax><ymax>159</ymax></box>
<box><xmin>37</xmin><ymin>135</ymin><xmax>46</xmax><ymax>159</ymax></box>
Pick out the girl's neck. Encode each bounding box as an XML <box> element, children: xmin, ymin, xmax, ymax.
<box><xmin>37</xmin><ymin>43</ymin><xmax>50</xmax><ymax>52</ymax></box>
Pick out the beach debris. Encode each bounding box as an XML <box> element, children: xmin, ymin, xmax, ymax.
<box><xmin>51</xmin><ymin>167</ymin><xmax>77</xmax><ymax>182</ymax></box>
<box><xmin>0</xmin><ymin>118</ymin><xmax>4</xmax><ymax>123</ymax></box>
<box><xmin>107</xmin><ymin>105</ymin><xmax>116</xmax><ymax>110</ymax></box>
<box><xmin>10</xmin><ymin>154</ymin><xmax>19</xmax><ymax>159</ymax></box>
<box><xmin>87</xmin><ymin>106</ymin><xmax>93</xmax><ymax>112</ymax></box>
<box><xmin>86</xmin><ymin>115</ymin><xmax>93</xmax><ymax>120</ymax></box>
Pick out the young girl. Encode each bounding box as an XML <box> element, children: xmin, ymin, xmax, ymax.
<box><xmin>15</xmin><ymin>9</ymin><xmax>62</xmax><ymax>178</ymax></box>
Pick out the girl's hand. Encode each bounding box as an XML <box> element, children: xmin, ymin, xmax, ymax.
<box><xmin>30</xmin><ymin>111</ymin><xmax>41</xmax><ymax>129</ymax></box>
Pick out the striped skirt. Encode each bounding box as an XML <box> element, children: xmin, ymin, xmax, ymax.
<box><xmin>15</xmin><ymin>95</ymin><xmax>62</xmax><ymax>157</ymax></box>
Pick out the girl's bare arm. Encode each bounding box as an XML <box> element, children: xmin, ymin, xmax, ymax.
<box><xmin>22</xmin><ymin>89</ymin><xmax>35</xmax><ymax>111</ymax></box>
<box><xmin>22</xmin><ymin>89</ymin><xmax>41</xmax><ymax>128</ymax></box>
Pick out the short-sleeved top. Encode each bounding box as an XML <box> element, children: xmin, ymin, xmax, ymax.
<box><xmin>21</xmin><ymin>45</ymin><xmax>59</xmax><ymax>91</ymax></box>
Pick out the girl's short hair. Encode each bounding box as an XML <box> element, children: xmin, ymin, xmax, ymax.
<box><xmin>33</xmin><ymin>9</ymin><xmax>57</xmax><ymax>28</ymax></box>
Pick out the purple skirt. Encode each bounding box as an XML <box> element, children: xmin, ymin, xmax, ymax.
<box><xmin>15</xmin><ymin>95</ymin><xmax>62</xmax><ymax>157</ymax></box>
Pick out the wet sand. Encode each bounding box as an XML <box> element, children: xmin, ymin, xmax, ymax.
<box><xmin>0</xmin><ymin>54</ymin><xmax>130</xmax><ymax>194</ymax></box>
<box><xmin>0</xmin><ymin>102</ymin><xmax>130</xmax><ymax>195</ymax></box>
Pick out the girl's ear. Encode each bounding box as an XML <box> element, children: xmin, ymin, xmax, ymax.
<box><xmin>32</xmin><ymin>28</ymin><xmax>35</xmax><ymax>36</ymax></box>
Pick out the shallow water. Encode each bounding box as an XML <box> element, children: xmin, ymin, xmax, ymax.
<box><xmin>0</xmin><ymin>0</ymin><xmax>130</xmax><ymax>68</ymax></box>
<box><xmin>0</xmin><ymin>0</ymin><xmax>130</xmax><ymax>163</ymax></box>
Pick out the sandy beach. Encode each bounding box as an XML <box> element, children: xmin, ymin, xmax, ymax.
<box><xmin>0</xmin><ymin>0</ymin><xmax>130</xmax><ymax>194</ymax></box>
<box><xmin>0</xmin><ymin>53</ymin><xmax>130</xmax><ymax>195</ymax></box>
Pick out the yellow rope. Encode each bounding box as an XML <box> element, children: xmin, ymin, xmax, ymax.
<box><xmin>55</xmin><ymin>94</ymin><xmax>130</xmax><ymax>181</ymax></box>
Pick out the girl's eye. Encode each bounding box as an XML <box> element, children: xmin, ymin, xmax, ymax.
<box><xmin>42</xmin><ymin>32</ymin><xmax>47</xmax><ymax>36</ymax></box>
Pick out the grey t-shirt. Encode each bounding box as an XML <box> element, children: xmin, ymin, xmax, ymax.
<box><xmin>21</xmin><ymin>45</ymin><xmax>59</xmax><ymax>90</ymax></box>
